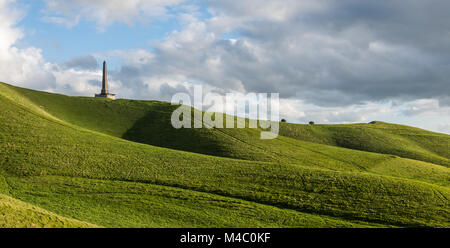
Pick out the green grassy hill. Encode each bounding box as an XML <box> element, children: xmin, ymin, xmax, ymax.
<box><xmin>0</xmin><ymin>82</ymin><xmax>449</xmax><ymax>227</ymax></box>
<box><xmin>279</xmin><ymin>122</ymin><xmax>449</xmax><ymax>167</ymax></box>
<box><xmin>0</xmin><ymin>193</ymin><xmax>98</xmax><ymax>228</ymax></box>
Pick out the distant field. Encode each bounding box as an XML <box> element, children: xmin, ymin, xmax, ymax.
<box><xmin>0</xmin><ymin>82</ymin><xmax>448</xmax><ymax>227</ymax></box>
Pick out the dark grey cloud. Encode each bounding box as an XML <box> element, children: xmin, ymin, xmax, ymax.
<box><xmin>208</xmin><ymin>0</ymin><xmax>450</xmax><ymax>106</ymax></box>
<box><xmin>64</xmin><ymin>55</ymin><xmax>99</xmax><ymax>71</ymax></box>
<box><xmin>109</xmin><ymin>65</ymin><xmax>147</xmax><ymax>99</ymax></box>
<box><xmin>438</xmin><ymin>96</ymin><xmax>450</xmax><ymax>107</ymax></box>
<box><xmin>105</xmin><ymin>0</ymin><xmax>450</xmax><ymax>108</ymax></box>
<box><xmin>159</xmin><ymin>83</ymin><xmax>190</xmax><ymax>99</ymax></box>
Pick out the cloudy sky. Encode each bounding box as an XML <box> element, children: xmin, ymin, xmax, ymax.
<box><xmin>1</xmin><ymin>0</ymin><xmax>449</xmax><ymax>134</ymax></box>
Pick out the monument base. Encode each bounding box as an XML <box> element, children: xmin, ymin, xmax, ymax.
<box><xmin>95</xmin><ymin>93</ymin><xmax>116</xmax><ymax>100</ymax></box>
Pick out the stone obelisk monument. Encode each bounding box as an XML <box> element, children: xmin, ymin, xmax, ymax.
<box><xmin>95</xmin><ymin>61</ymin><xmax>115</xmax><ymax>99</ymax></box>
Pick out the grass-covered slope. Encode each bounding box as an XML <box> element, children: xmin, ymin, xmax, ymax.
<box><xmin>8</xmin><ymin>176</ymin><xmax>383</xmax><ymax>228</ymax></box>
<box><xmin>3</xmin><ymin>83</ymin><xmax>448</xmax><ymax>186</ymax></box>
<box><xmin>9</xmin><ymin>83</ymin><xmax>449</xmax><ymax>168</ymax></box>
<box><xmin>0</xmin><ymin>82</ymin><xmax>449</xmax><ymax>227</ymax></box>
<box><xmin>279</xmin><ymin>122</ymin><xmax>449</xmax><ymax>167</ymax></box>
<box><xmin>0</xmin><ymin>193</ymin><xmax>97</xmax><ymax>228</ymax></box>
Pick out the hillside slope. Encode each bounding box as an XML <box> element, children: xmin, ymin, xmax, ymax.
<box><xmin>0</xmin><ymin>193</ymin><xmax>97</xmax><ymax>228</ymax></box>
<box><xmin>2</xmin><ymin>82</ymin><xmax>448</xmax><ymax>187</ymax></box>
<box><xmin>0</xmin><ymin>82</ymin><xmax>449</xmax><ymax>227</ymax></box>
<box><xmin>279</xmin><ymin>122</ymin><xmax>449</xmax><ymax>167</ymax></box>
<box><xmin>8</xmin><ymin>83</ymin><xmax>448</xmax><ymax>168</ymax></box>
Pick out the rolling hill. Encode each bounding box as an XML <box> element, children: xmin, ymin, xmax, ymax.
<box><xmin>0</xmin><ymin>82</ymin><xmax>448</xmax><ymax>227</ymax></box>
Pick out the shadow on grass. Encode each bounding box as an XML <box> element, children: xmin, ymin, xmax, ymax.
<box><xmin>122</xmin><ymin>104</ymin><xmax>229</xmax><ymax>157</ymax></box>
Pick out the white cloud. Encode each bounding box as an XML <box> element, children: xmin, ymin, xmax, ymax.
<box><xmin>438</xmin><ymin>124</ymin><xmax>450</xmax><ymax>134</ymax></box>
<box><xmin>0</xmin><ymin>0</ymin><xmax>53</xmax><ymax>89</ymax></box>
<box><xmin>0</xmin><ymin>0</ymin><xmax>102</xmax><ymax>96</ymax></box>
<box><xmin>400</xmin><ymin>99</ymin><xmax>446</xmax><ymax>116</ymax></box>
<box><xmin>278</xmin><ymin>100</ymin><xmax>392</xmax><ymax>124</ymax></box>
<box><xmin>42</xmin><ymin>0</ymin><xmax>186</xmax><ymax>31</ymax></box>
<box><xmin>0</xmin><ymin>0</ymin><xmax>23</xmax><ymax>51</ymax></box>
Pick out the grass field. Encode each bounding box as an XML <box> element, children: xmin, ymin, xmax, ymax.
<box><xmin>0</xmin><ymin>82</ymin><xmax>448</xmax><ymax>227</ymax></box>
